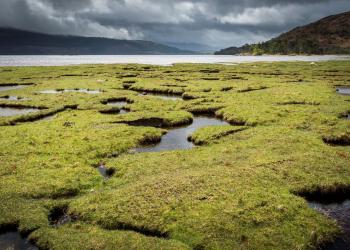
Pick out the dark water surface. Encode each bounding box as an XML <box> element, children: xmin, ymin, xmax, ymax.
<box><xmin>135</xmin><ymin>116</ymin><xmax>229</xmax><ymax>153</ymax></box>
<box><xmin>0</xmin><ymin>232</ymin><xmax>37</xmax><ymax>250</ymax></box>
<box><xmin>309</xmin><ymin>200</ymin><xmax>350</xmax><ymax>250</ymax></box>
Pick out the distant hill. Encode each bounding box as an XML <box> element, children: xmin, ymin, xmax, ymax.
<box><xmin>215</xmin><ymin>11</ymin><xmax>350</xmax><ymax>55</ymax></box>
<box><xmin>0</xmin><ymin>28</ymin><xmax>193</xmax><ymax>55</ymax></box>
<box><xmin>164</xmin><ymin>42</ymin><xmax>219</xmax><ymax>54</ymax></box>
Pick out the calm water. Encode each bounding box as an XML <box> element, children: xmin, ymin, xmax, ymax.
<box><xmin>0</xmin><ymin>55</ymin><xmax>349</xmax><ymax>66</ymax></box>
<box><xmin>336</xmin><ymin>87</ymin><xmax>350</xmax><ymax>95</ymax></box>
<box><xmin>138</xmin><ymin>93</ymin><xmax>182</xmax><ymax>100</ymax></box>
<box><xmin>0</xmin><ymin>96</ymin><xmax>22</xmax><ymax>100</ymax></box>
<box><xmin>135</xmin><ymin>117</ymin><xmax>229</xmax><ymax>153</ymax></box>
<box><xmin>0</xmin><ymin>232</ymin><xmax>37</xmax><ymax>250</ymax></box>
<box><xmin>0</xmin><ymin>107</ymin><xmax>39</xmax><ymax>117</ymax></box>
<box><xmin>0</xmin><ymin>85</ymin><xmax>25</xmax><ymax>91</ymax></box>
<box><xmin>39</xmin><ymin>89</ymin><xmax>101</xmax><ymax>94</ymax></box>
<box><xmin>107</xmin><ymin>101</ymin><xmax>127</xmax><ymax>107</ymax></box>
<box><xmin>309</xmin><ymin>200</ymin><xmax>350</xmax><ymax>250</ymax></box>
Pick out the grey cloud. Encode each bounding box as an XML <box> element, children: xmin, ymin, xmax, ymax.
<box><xmin>0</xmin><ymin>0</ymin><xmax>349</xmax><ymax>48</ymax></box>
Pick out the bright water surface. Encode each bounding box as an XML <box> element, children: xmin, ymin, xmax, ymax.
<box><xmin>0</xmin><ymin>55</ymin><xmax>349</xmax><ymax>66</ymax></box>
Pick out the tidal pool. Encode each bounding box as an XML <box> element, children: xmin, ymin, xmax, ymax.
<box><xmin>135</xmin><ymin>116</ymin><xmax>229</xmax><ymax>153</ymax></box>
<box><xmin>0</xmin><ymin>85</ymin><xmax>25</xmax><ymax>92</ymax></box>
<box><xmin>336</xmin><ymin>87</ymin><xmax>350</xmax><ymax>95</ymax></box>
<box><xmin>0</xmin><ymin>232</ymin><xmax>37</xmax><ymax>250</ymax></box>
<box><xmin>138</xmin><ymin>93</ymin><xmax>182</xmax><ymax>101</ymax></box>
<box><xmin>39</xmin><ymin>89</ymin><xmax>101</xmax><ymax>94</ymax></box>
<box><xmin>0</xmin><ymin>107</ymin><xmax>39</xmax><ymax>117</ymax></box>
<box><xmin>309</xmin><ymin>200</ymin><xmax>350</xmax><ymax>249</ymax></box>
<box><xmin>107</xmin><ymin>101</ymin><xmax>127</xmax><ymax>107</ymax></box>
<box><xmin>0</xmin><ymin>96</ymin><xmax>23</xmax><ymax>101</ymax></box>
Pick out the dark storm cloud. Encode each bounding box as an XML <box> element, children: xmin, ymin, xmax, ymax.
<box><xmin>0</xmin><ymin>0</ymin><xmax>349</xmax><ymax>48</ymax></box>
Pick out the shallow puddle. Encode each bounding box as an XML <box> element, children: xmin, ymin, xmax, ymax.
<box><xmin>309</xmin><ymin>200</ymin><xmax>350</xmax><ymax>249</ymax></box>
<box><xmin>105</xmin><ymin>101</ymin><xmax>128</xmax><ymax>114</ymax></box>
<box><xmin>0</xmin><ymin>96</ymin><xmax>23</xmax><ymax>101</ymax></box>
<box><xmin>107</xmin><ymin>101</ymin><xmax>127</xmax><ymax>107</ymax></box>
<box><xmin>0</xmin><ymin>85</ymin><xmax>25</xmax><ymax>92</ymax></box>
<box><xmin>97</xmin><ymin>164</ymin><xmax>115</xmax><ymax>179</ymax></box>
<box><xmin>119</xmin><ymin>109</ymin><xmax>128</xmax><ymax>114</ymax></box>
<box><xmin>0</xmin><ymin>107</ymin><xmax>39</xmax><ymax>117</ymax></box>
<box><xmin>336</xmin><ymin>87</ymin><xmax>350</xmax><ymax>95</ymax></box>
<box><xmin>0</xmin><ymin>232</ymin><xmax>38</xmax><ymax>250</ymax></box>
<box><xmin>135</xmin><ymin>116</ymin><xmax>229</xmax><ymax>153</ymax></box>
<box><xmin>39</xmin><ymin>89</ymin><xmax>101</xmax><ymax>94</ymax></box>
<box><xmin>138</xmin><ymin>93</ymin><xmax>182</xmax><ymax>100</ymax></box>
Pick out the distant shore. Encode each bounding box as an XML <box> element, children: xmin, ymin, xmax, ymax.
<box><xmin>1</xmin><ymin>54</ymin><xmax>350</xmax><ymax>67</ymax></box>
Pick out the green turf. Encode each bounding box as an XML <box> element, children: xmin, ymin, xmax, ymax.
<box><xmin>0</xmin><ymin>61</ymin><xmax>349</xmax><ymax>249</ymax></box>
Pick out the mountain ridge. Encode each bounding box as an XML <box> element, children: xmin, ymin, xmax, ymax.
<box><xmin>0</xmin><ymin>27</ymin><xmax>193</xmax><ymax>55</ymax></box>
<box><xmin>215</xmin><ymin>11</ymin><xmax>350</xmax><ymax>55</ymax></box>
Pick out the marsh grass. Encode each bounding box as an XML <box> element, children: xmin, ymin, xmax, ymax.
<box><xmin>0</xmin><ymin>61</ymin><xmax>349</xmax><ymax>249</ymax></box>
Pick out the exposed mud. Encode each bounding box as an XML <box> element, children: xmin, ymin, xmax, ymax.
<box><xmin>238</xmin><ymin>86</ymin><xmax>268</xmax><ymax>93</ymax></box>
<box><xmin>323</xmin><ymin>134</ymin><xmax>350</xmax><ymax>146</ymax></box>
<box><xmin>49</xmin><ymin>205</ymin><xmax>76</xmax><ymax>227</ymax></box>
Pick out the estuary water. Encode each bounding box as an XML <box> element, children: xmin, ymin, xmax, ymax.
<box><xmin>0</xmin><ymin>55</ymin><xmax>349</xmax><ymax>66</ymax></box>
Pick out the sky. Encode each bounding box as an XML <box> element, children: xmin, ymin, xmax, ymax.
<box><xmin>0</xmin><ymin>0</ymin><xmax>349</xmax><ymax>50</ymax></box>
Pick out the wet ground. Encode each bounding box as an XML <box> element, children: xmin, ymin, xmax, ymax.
<box><xmin>0</xmin><ymin>107</ymin><xmax>39</xmax><ymax>117</ymax></box>
<box><xmin>0</xmin><ymin>85</ymin><xmax>25</xmax><ymax>92</ymax></box>
<box><xmin>135</xmin><ymin>116</ymin><xmax>229</xmax><ymax>153</ymax></box>
<box><xmin>0</xmin><ymin>232</ymin><xmax>38</xmax><ymax>250</ymax></box>
<box><xmin>39</xmin><ymin>89</ymin><xmax>101</xmax><ymax>94</ymax></box>
<box><xmin>309</xmin><ymin>200</ymin><xmax>350</xmax><ymax>250</ymax></box>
